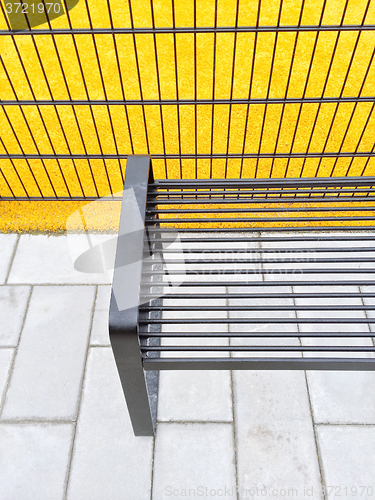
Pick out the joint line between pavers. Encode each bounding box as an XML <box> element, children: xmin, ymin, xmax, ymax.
<box><xmin>4</xmin><ymin>234</ymin><xmax>20</xmax><ymax>285</ymax></box>
<box><xmin>304</xmin><ymin>371</ymin><xmax>327</xmax><ymax>500</ymax></box>
<box><xmin>0</xmin><ymin>285</ymin><xmax>33</xmax><ymax>420</ymax></box>
<box><xmin>63</xmin><ymin>285</ymin><xmax>98</xmax><ymax>500</ymax></box>
<box><xmin>359</xmin><ymin>285</ymin><xmax>375</xmax><ymax>347</ymax></box>
<box><xmin>156</xmin><ymin>420</ymin><xmax>234</xmax><ymax>425</ymax></box>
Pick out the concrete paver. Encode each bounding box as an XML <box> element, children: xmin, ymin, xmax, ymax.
<box><xmin>1</xmin><ymin>286</ymin><xmax>95</xmax><ymax>421</ymax></box>
<box><xmin>67</xmin><ymin>347</ymin><xmax>153</xmax><ymax>500</ymax></box>
<box><xmin>0</xmin><ymin>423</ymin><xmax>73</xmax><ymax>500</ymax></box>
<box><xmin>1</xmin><ymin>232</ymin><xmax>374</xmax><ymax>499</ymax></box>
<box><xmin>0</xmin><ymin>286</ymin><xmax>30</xmax><ymax>346</ymax></box>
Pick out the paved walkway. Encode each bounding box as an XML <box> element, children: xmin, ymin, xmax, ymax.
<box><xmin>0</xmin><ymin>233</ymin><xmax>374</xmax><ymax>500</ymax></box>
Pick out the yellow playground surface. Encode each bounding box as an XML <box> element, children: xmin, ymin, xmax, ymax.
<box><xmin>0</xmin><ymin>0</ymin><xmax>375</xmax><ymax>231</ymax></box>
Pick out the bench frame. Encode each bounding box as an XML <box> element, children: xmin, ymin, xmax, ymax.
<box><xmin>109</xmin><ymin>154</ymin><xmax>375</xmax><ymax>436</ymax></box>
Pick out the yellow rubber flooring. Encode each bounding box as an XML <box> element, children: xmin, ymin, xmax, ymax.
<box><xmin>0</xmin><ymin>0</ymin><xmax>375</xmax><ymax>232</ymax></box>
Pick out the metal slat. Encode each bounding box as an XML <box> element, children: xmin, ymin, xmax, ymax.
<box><xmin>143</xmin><ymin>358</ymin><xmax>375</xmax><ymax>371</ymax></box>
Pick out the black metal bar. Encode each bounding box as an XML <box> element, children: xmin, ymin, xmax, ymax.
<box><xmin>209</xmin><ymin>0</ymin><xmax>218</xmax><ymax>179</ymax></box>
<box><xmin>139</xmin><ymin>331</ymin><xmax>375</xmax><ymax>337</ymax></box>
<box><xmin>254</xmin><ymin>0</ymin><xmax>283</xmax><ymax>178</ymax></box>
<box><xmin>2</xmin><ymin>25</ymin><xmax>375</xmax><ymax>36</ymax></box>
<box><xmin>151</xmin><ymin>176</ymin><xmax>375</xmax><ymax>187</ymax></box>
<box><xmin>143</xmin><ymin>358</ymin><xmax>375</xmax><ymax>371</ymax></box>
<box><xmin>146</xmin><ymin>216</ymin><xmax>375</xmax><ymax>223</ymax></box>
<box><xmin>145</xmin><ymin>257</ymin><xmax>375</xmax><ymax>264</ymax></box>
<box><xmin>128</xmin><ymin>0</ymin><xmax>151</xmax><ymax>157</ymax></box>
<box><xmin>140</xmin><ymin>280</ymin><xmax>375</xmax><ymax>287</ymax></box>
<box><xmin>2</xmin><ymin>152</ymin><xmax>375</xmax><ymax>160</ymax></box>
<box><xmin>328</xmin><ymin>21</ymin><xmax>375</xmax><ymax>178</ymax></box>
<box><xmin>302</xmin><ymin>0</ymin><xmax>351</xmax><ymax>178</ymax></box>
<box><xmin>139</xmin><ymin>292</ymin><xmax>375</xmax><ymax>299</ymax></box>
<box><xmin>284</xmin><ymin>0</ymin><xmax>328</xmax><ymax>177</ymax></box>
<box><xmin>142</xmin><ymin>268</ymin><xmax>375</xmax><ymax>275</ymax></box>
<box><xmin>155</xmin><ymin>247</ymin><xmax>375</xmax><ymax>254</ymax></box>
<box><xmin>106</xmin><ymin>0</ymin><xmax>135</xmax><ymax>168</ymax></box>
<box><xmin>239</xmin><ymin>0</ymin><xmax>261</xmax><ymax>177</ymax></box>
<box><xmin>171</xmin><ymin>0</ymin><xmax>182</xmax><ymax>179</ymax></box>
<box><xmin>270</xmin><ymin>0</ymin><xmax>306</xmax><ymax>178</ymax></box>
<box><xmin>223</xmin><ymin>0</ymin><xmax>240</xmax><ymax>178</ymax></box>
<box><xmin>109</xmin><ymin>155</ymin><xmax>156</xmax><ymax>436</ymax></box>
<box><xmin>149</xmin><ymin>186</ymin><xmax>375</xmax><ymax>195</ymax></box>
<box><xmin>3</xmin><ymin>194</ymin><xmax>375</xmax><ymax>202</ymax></box>
<box><xmin>150</xmin><ymin>0</ymin><xmax>168</xmax><ymax>179</ymax></box>
<box><xmin>141</xmin><ymin>317</ymin><xmax>375</xmax><ymax>324</ymax></box>
<box><xmin>193</xmin><ymin>0</ymin><xmax>197</xmax><ymax>179</ymax></box>
<box><xmin>140</xmin><ymin>304</ymin><xmax>375</xmax><ymax>311</ymax></box>
<box><xmin>147</xmin><ymin>196</ymin><xmax>375</xmax><ymax>204</ymax></box>
<box><xmin>61</xmin><ymin>0</ymin><xmax>100</xmax><ymax>198</ymax></box>
<box><xmin>148</xmin><ymin>227</ymin><xmax>375</xmax><ymax>233</ymax></box>
<box><xmin>142</xmin><ymin>346</ymin><xmax>375</xmax><ymax>352</ymax></box>
<box><xmin>4</xmin><ymin>96</ymin><xmax>375</xmax><ymax>106</ymax></box>
<box><xmin>149</xmin><ymin>206</ymin><xmax>375</xmax><ymax>213</ymax></box>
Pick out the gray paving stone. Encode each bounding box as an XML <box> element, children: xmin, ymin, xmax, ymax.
<box><xmin>0</xmin><ymin>286</ymin><xmax>30</xmax><ymax>346</ymax></box>
<box><xmin>158</xmin><ymin>370</ymin><xmax>232</xmax><ymax>422</ymax></box>
<box><xmin>360</xmin><ymin>285</ymin><xmax>375</xmax><ymax>334</ymax></box>
<box><xmin>8</xmin><ymin>234</ymin><xmax>113</xmax><ymax>284</ymax></box>
<box><xmin>90</xmin><ymin>285</ymin><xmax>111</xmax><ymax>346</ymax></box>
<box><xmin>228</xmin><ymin>285</ymin><xmax>300</xmax><ymax>356</ymax></box>
<box><xmin>233</xmin><ymin>370</ymin><xmax>323</xmax><ymax>500</ymax></box>
<box><xmin>67</xmin><ymin>347</ymin><xmax>153</xmax><ymax>500</ymax></box>
<box><xmin>0</xmin><ymin>349</ymin><xmax>14</xmax><ymax>406</ymax></box>
<box><xmin>0</xmin><ymin>234</ymin><xmax>18</xmax><ymax>285</ymax></box>
<box><xmin>2</xmin><ymin>286</ymin><xmax>95</xmax><ymax>421</ymax></box>
<box><xmin>261</xmin><ymin>232</ymin><xmax>375</xmax><ymax>284</ymax></box>
<box><xmin>152</xmin><ymin>423</ymin><xmax>236</xmax><ymax>500</ymax></box>
<box><xmin>158</xmin><ymin>287</ymin><xmax>233</xmax><ymax>421</ymax></box>
<box><xmin>317</xmin><ymin>425</ymin><xmax>375</xmax><ymax>494</ymax></box>
<box><xmin>0</xmin><ymin>423</ymin><xmax>73</xmax><ymax>500</ymax></box>
<box><xmin>295</xmin><ymin>285</ymin><xmax>375</xmax><ymax>424</ymax></box>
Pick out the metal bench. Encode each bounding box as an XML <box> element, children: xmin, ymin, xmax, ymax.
<box><xmin>109</xmin><ymin>154</ymin><xmax>375</xmax><ymax>436</ymax></box>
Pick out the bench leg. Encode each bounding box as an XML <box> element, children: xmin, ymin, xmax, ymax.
<box><xmin>110</xmin><ymin>300</ymin><xmax>156</xmax><ymax>436</ymax></box>
<box><xmin>108</xmin><ymin>155</ymin><xmax>157</xmax><ymax>436</ymax></box>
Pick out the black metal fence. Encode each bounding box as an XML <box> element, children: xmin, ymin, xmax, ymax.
<box><xmin>0</xmin><ymin>0</ymin><xmax>374</xmax><ymax>200</ymax></box>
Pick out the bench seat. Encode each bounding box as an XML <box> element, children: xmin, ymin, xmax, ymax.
<box><xmin>109</xmin><ymin>155</ymin><xmax>375</xmax><ymax>435</ymax></box>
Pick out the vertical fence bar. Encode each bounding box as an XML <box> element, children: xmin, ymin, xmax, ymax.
<box><xmin>254</xmin><ymin>0</ymin><xmax>283</xmax><ymax>179</ymax></box>
<box><xmin>239</xmin><ymin>0</ymin><xmax>261</xmax><ymax>178</ymax></box>
<box><xmin>224</xmin><ymin>0</ymin><xmax>240</xmax><ymax>178</ymax></box>
<box><xmin>270</xmin><ymin>0</ymin><xmax>306</xmax><ymax>179</ymax></box>
<box><xmin>299</xmin><ymin>0</ymin><xmax>350</xmax><ymax>179</ymax></box>
<box><xmin>331</xmin><ymin>45</ymin><xmax>375</xmax><ymax>181</ymax></box>
<box><xmin>128</xmin><ymin>0</ymin><xmax>151</xmax><ymax>157</ymax></box>
<box><xmin>83</xmin><ymin>0</ymin><xmax>115</xmax><ymax>196</ymax></box>
<box><xmin>106</xmin><ymin>0</ymin><xmax>135</xmax><ymax>183</ymax></box>
<box><xmin>150</xmin><ymin>0</ymin><xmax>168</xmax><ymax>179</ymax></box>
<box><xmin>171</xmin><ymin>0</ymin><xmax>183</xmax><ymax>179</ymax></box>
<box><xmin>61</xmin><ymin>0</ymin><xmax>100</xmax><ymax>198</ymax></box>
<box><xmin>284</xmin><ymin>0</ymin><xmax>328</xmax><ymax>179</ymax></box>
<box><xmin>323</xmin><ymin>1</ymin><xmax>372</xmax><ymax>179</ymax></box>
<box><xmin>194</xmin><ymin>0</ymin><xmax>197</xmax><ymax>180</ymax></box>
<box><xmin>209</xmin><ymin>0</ymin><xmax>218</xmax><ymax>180</ymax></box>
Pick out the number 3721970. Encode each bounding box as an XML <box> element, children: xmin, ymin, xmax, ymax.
<box><xmin>5</xmin><ymin>3</ymin><xmax>62</xmax><ymax>13</ymax></box>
